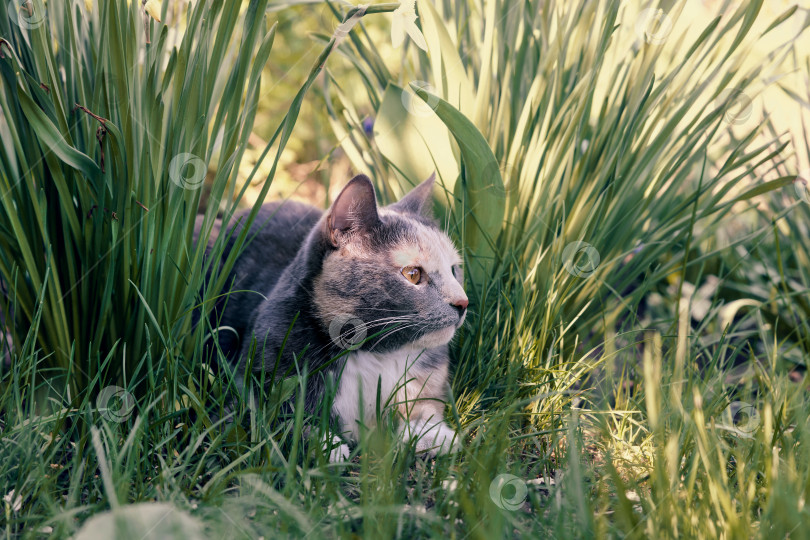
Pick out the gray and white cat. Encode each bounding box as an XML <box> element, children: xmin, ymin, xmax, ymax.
<box><xmin>196</xmin><ymin>174</ymin><xmax>467</xmax><ymax>459</ymax></box>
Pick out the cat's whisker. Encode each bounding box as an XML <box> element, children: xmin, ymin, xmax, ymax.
<box><xmin>310</xmin><ymin>317</ymin><xmax>417</xmax><ymax>357</ymax></box>
<box><xmin>362</xmin><ymin>317</ymin><xmax>416</xmax><ymax>328</ymax></box>
<box><xmin>355</xmin><ymin>306</ymin><xmax>415</xmax><ymax>314</ymax></box>
<box><xmin>306</xmin><ymin>317</ymin><xmax>419</xmax><ymax>360</ymax></box>
<box><xmin>316</xmin><ymin>313</ymin><xmax>415</xmax><ymax>329</ymax></box>
<box><xmin>318</xmin><ymin>312</ymin><xmax>415</xmax><ymax>326</ymax></box>
<box><xmin>368</xmin><ymin>322</ymin><xmax>423</xmax><ymax>350</ymax></box>
<box><xmin>199</xmin><ymin>173</ymin><xmax>464</xmax><ymax>460</ymax></box>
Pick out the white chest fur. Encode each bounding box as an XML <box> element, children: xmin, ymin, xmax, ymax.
<box><xmin>332</xmin><ymin>348</ymin><xmax>421</xmax><ymax>441</ymax></box>
<box><xmin>328</xmin><ymin>347</ymin><xmax>458</xmax><ymax>460</ymax></box>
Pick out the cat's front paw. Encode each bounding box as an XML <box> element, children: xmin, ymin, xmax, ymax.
<box><xmin>329</xmin><ymin>442</ymin><xmax>351</xmax><ymax>463</ymax></box>
<box><xmin>320</xmin><ymin>434</ymin><xmax>351</xmax><ymax>463</ymax></box>
<box><xmin>403</xmin><ymin>420</ymin><xmax>460</xmax><ymax>457</ymax></box>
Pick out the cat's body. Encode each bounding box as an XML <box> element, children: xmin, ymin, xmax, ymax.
<box><xmin>195</xmin><ymin>201</ymin><xmax>322</xmax><ymax>365</ymax></box>
<box><xmin>196</xmin><ymin>175</ymin><xmax>467</xmax><ymax>458</ymax></box>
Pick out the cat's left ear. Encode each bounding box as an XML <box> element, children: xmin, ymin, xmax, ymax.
<box><xmin>326</xmin><ymin>174</ymin><xmax>380</xmax><ymax>246</ymax></box>
<box><xmin>389</xmin><ymin>173</ymin><xmax>435</xmax><ymax>217</ymax></box>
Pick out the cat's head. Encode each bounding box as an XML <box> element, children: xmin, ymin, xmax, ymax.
<box><xmin>313</xmin><ymin>174</ymin><xmax>468</xmax><ymax>353</ymax></box>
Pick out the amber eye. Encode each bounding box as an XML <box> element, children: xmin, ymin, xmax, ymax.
<box><xmin>401</xmin><ymin>266</ymin><xmax>422</xmax><ymax>284</ymax></box>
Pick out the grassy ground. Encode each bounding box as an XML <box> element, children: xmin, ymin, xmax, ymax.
<box><xmin>2</xmin><ymin>0</ymin><xmax>810</xmax><ymax>538</ymax></box>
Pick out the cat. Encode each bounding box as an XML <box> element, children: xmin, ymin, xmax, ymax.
<box><xmin>195</xmin><ymin>173</ymin><xmax>468</xmax><ymax>460</ymax></box>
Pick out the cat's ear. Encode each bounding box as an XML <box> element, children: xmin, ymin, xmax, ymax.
<box><xmin>326</xmin><ymin>174</ymin><xmax>380</xmax><ymax>245</ymax></box>
<box><xmin>389</xmin><ymin>172</ymin><xmax>435</xmax><ymax>217</ymax></box>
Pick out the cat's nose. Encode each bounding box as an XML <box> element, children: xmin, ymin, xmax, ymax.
<box><xmin>450</xmin><ymin>298</ymin><xmax>468</xmax><ymax>316</ymax></box>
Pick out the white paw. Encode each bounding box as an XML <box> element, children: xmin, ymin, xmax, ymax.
<box><xmin>325</xmin><ymin>434</ymin><xmax>351</xmax><ymax>462</ymax></box>
<box><xmin>402</xmin><ymin>421</ymin><xmax>460</xmax><ymax>457</ymax></box>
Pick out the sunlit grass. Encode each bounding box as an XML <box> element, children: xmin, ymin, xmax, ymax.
<box><xmin>1</xmin><ymin>0</ymin><xmax>809</xmax><ymax>538</ymax></box>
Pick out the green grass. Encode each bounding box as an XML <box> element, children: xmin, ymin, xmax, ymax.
<box><xmin>2</xmin><ymin>0</ymin><xmax>810</xmax><ymax>538</ymax></box>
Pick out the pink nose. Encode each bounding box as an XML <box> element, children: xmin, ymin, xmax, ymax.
<box><xmin>452</xmin><ymin>298</ymin><xmax>469</xmax><ymax>310</ymax></box>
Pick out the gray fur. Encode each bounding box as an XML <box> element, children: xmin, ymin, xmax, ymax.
<box><xmin>195</xmin><ymin>174</ymin><xmax>467</xmax><ymax>449</ymax></box>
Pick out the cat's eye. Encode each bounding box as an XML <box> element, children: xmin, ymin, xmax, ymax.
<box><xmin>401</xmin><ymin>266</ymin><xmax>422</xmax><ymax>284</ymax></box>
